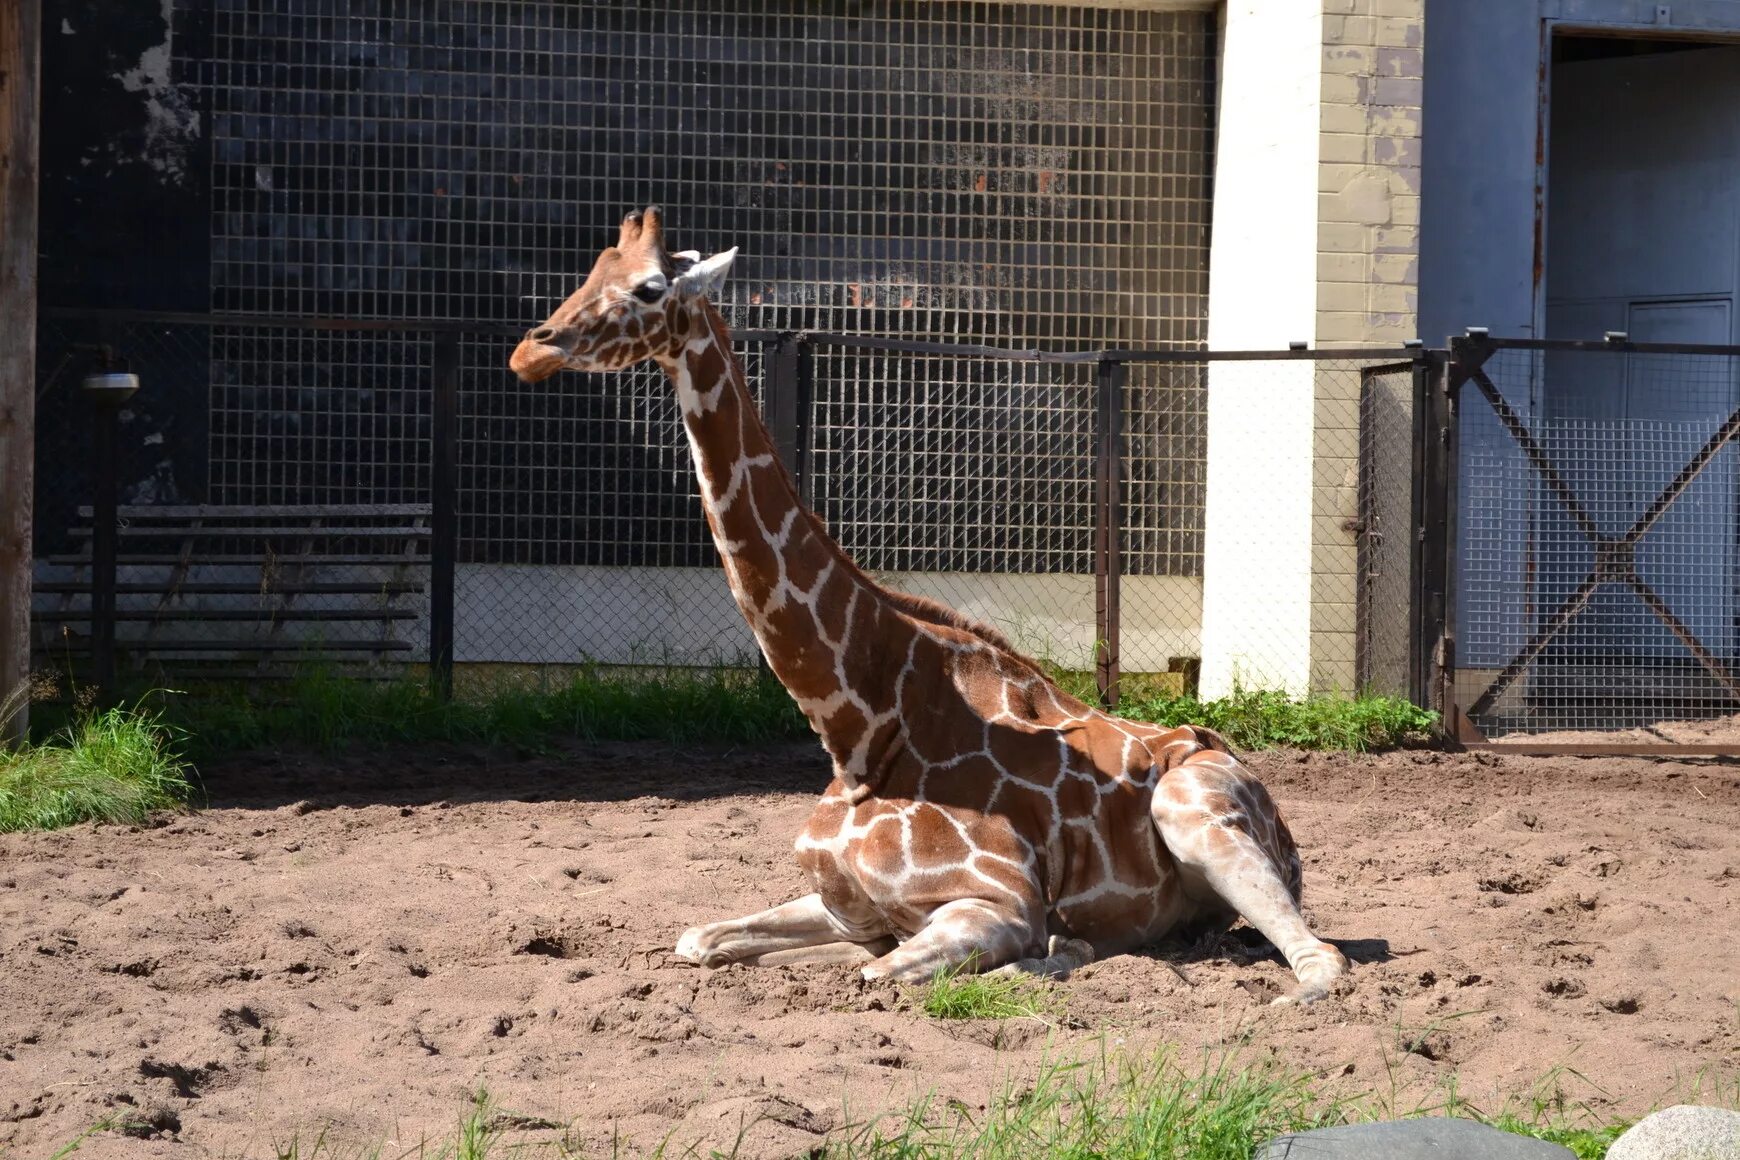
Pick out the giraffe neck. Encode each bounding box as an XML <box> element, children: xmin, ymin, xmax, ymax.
<box><xmin>654</xmin><ymin>300</ymin><xmax>909</xmax><ymax>786</ymax></box>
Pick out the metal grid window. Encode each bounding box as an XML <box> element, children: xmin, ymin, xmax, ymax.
<box><xmin>809</xmin><ymin>353</ymin><xmax>1096</xmax><ymax>575</ymax></box>
<box><xmin>457</xmin><ymin>342</ymin><xmax>766</xmax><ymax>568</ymax></box>
<box><xmin>209</xmin><ymin>329</ymin><xmax>431</xmax><ymax>506</ymax></box>
<box><xmin>197</xmin><ymin>0</ymin><xmax>1215</xmax><ymax>573</ymax></box>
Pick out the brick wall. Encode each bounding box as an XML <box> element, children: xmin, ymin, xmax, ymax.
<box><xmin>1313</xmin><ymin>0</ymin><xmax>1424</xmax><ymax>690</ymax></box>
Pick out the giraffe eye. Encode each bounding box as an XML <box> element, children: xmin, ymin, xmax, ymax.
<box><xmin>632</xmin><ymin>278</ymin><xmax>666</xmax><ymax>304</ymax></box>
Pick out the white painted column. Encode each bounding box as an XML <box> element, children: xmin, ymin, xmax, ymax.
<box><xmin>1198</xmin><ymin>1</ymin><xmax>1323</xmax><ymax>698</ymax></box>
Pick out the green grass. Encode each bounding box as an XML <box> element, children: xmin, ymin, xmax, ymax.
<box><xmin>154</xmin><ymin>664</ymin><xmax>810</xmax><ymax>757</ymax></box>
<box><xmin>28</xmin><ymin>656</ymin><xmax>1433</xmax><ymax>761</ymax></box>
<box><xmin>44</xmin><ymin>1048</ymin><xmax>1712</xmax><ymax>1160</ymax></box>
<box><xmin>904</xmin><ymin>958</ymin><xmax>1065</xmax><ymax>1022</ymax></box>
<box><xmin>831</xmin><ymin>1047</ymin><xmax>1349</xmax><ymax>1159</ymax></box>
<box><xmin>1047</xmin><ymin>672</ymin><xmax>1438</xmax><ymax>752</ymax></box>
<box><xmin>0</xmin><ymin>697</ymin><xmax>196</xmax><ymax>834</ymax></box>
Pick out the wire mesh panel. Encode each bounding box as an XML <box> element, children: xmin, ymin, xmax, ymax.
<box><xmin>808</xmin><ymin>351</ymin><xmax>1098</xmax><ymax>668</ymax></box>
<box><xmin>202</xmin><ymin>0</ymin><xmax>1215</xmax><ymax>341</ymax></box>
<box><xmin>1121</xmin><ymin>362</ymin><xmax>1206</xmax><ymax>683</ymax></box>
<box><xmin>1454</xmin><ymin>344</ymin><xmax>1740</xmax><ymax>739</ymax></box>
<box><xmin>1356</xmin><ymin>362</ymin><xmax>1417</xmax><ymax>698</ymax></box>
<box><xmin>453</xmin><ymin>337</ymin><xmax>767</xmax><ymax>667</ymax></box>
<box><xmin>58</xmin><ymin>1</ymin><xmax>1230</xmax><ymax>683</ymax></box>
<box><xmin>208</xmin><ymin>328</ymin><xmax>432</xmax><ymax>507</ymax></box>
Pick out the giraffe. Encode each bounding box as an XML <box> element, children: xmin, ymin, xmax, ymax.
<box><xmin>510</xmin><ymin>207</ymin><xmax>1350</xmax><ymax>1002</ymax></box>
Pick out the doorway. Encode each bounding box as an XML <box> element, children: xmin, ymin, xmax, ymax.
<box><xmin>1539</xmin><ymin>33</ymin><xmax>1740</xmax><ymax>682</ymax></box>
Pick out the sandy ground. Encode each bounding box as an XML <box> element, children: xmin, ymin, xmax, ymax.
<box><xmin>1</xmin><ymin>740</ymin><xmax>1737</xmax><ymax>1158</ymax></box>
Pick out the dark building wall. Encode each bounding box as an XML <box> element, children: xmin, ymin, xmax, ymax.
<box><xmin>35</xmin><ymin>1</ymin><xmax>213</xmax><ymax>554</ymax></box>
<box><xmin>37</xmin><ymin>1</ymin><xmax>1216</xmax><ymax>576</ymax></box>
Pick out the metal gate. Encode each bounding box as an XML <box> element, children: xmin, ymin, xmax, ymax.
<box><xmin>1435</xmin><ymin>331</ymin><xmax>1740</xmax><ymax>752</ymax></box>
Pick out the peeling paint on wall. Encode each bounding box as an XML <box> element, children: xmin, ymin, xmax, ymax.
<box><xmin>108</xmin><ymin>0</ymin><xmax>199</xmax><ymax>182</ymax></box>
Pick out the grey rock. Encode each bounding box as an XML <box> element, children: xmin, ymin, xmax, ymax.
<box><xmin>1607</xmin><ymin>1106</ymin><xmax>1740</xmax><ymax>1160</ymax></box>
<box><xmin>1254</xmin><ymin>1117</ymin><xmax>1576</xmax><ymax>1159</ymax></box>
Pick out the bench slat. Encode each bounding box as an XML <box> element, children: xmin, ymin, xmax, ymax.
<box><xmin>34</xmin><ymin>609</ymin><xmax>421</xmax><ymax>623</ymax></box>
<box><xmin>70</xmin><ymin>526</ymin><xmax>429</xmax><ymax>539</ymax></box>
<box><xmin>76</xmin><ymin>504</ymin><xmax>432</xmax><ymax>519</ymax></box>
<box><xmin>33</xmin><ymin>581</ymin><xmax>425</xmax><ymax>595</ymax></box>
<box><xmin>50</xmin><ymin>639</ymin><xmax>416</xmax><ymax>653</ymax></box>
<box><xmin>48</xmin><ymin>554</ymin><xmax>428</xmax><ymax>566</ymax></box>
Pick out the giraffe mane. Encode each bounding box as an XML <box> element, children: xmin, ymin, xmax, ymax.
<box><xmin>877</xmin><ymin>588</ymin><xmax>1050</xmax><ymax>679</ymax></box>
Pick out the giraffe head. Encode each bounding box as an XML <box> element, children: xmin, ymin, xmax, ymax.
<box><xmin>510</xmin><ymin>205</ymin><xmax>738</xmax><ymax>383</ymax></box>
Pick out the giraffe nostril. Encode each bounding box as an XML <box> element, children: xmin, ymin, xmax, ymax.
<box><xmin>530</xmin><ymin>326</ymin><xmax>557</xmax><ymax>343</ymax></box>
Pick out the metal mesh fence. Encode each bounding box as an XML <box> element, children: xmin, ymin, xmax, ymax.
<box><xmin>209</xmin><ymin>329</ymin><xmax>431</xmax><ymax>507</ymax></box>
<box><xmin>1454</xmin><ymin>343</ymin><xmax>1740</xmax><ymax>739</ymax></box>
<box><xmin>808</xmin><ymin>352</ymin><xmax>1097</xmax><ymax>669</ymax></box>
<box><xmin>1356</xmin><ymin>362</ymin><xmax>1418</xmax><ymax>698</ymax></box>
<box><xmin>32</xmin><ymin>313</ymin><xmax>1425</xmax><ymax>703</ymax></box>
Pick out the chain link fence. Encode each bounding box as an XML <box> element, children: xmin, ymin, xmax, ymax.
<box><xmin>30</xmin><ymin>312</ymin><xmax>1425</xmax><ymax>709</ymax></box>
<box><xmin>1356</xmin><ymin>360</ymin><xmax>1422</xmax><ymax>699</ymax></box>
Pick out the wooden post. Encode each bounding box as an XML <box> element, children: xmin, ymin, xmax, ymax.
<box><xmin>1</xmin><ymin>0</ymin><xmax>41</xmax><ymax>745</ymax></box>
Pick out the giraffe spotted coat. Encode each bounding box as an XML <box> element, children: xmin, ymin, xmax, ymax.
<box><xmin>510</xmin><ymin>207</ymin><xmax>1349</xmax><ymax>1001</ymax></box>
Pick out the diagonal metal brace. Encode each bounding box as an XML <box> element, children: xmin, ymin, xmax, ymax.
<box><xmin>1467</xmin><ymin>389</ymin><xmax>1740</xmax><ymax>720</ymax></box>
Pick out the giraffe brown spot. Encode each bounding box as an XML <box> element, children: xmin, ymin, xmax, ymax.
<box><xmin>1107</xmin><ymin>810</ymin><xmax>1162</xmax><ymax>888</ymax></box>
<box><xmin>1085</xmin><ymin>723</ymin><xmax>1135</xmax><ymax>780</ymax></box>
<box><xmin>767</xmin><ymin>642</ymin><xmax>837</xmax><ymax>704</ymax></box>
<box><xmin>781</xmin><ymin>521</ymin><xmax>826</xmax><ymax>591</ymax></box>
<box><xmin>984</xmin><ymin>719</ymin><xmax>1055</xmax><ymax>781</ymax></box>
<box><xmin>851</xmin><ymin>816</ymin><xmax>910</xmax><ymax>882</ymax></box>
<box><xmin>1199</xmin><ymin>792</ymin><xmax>1240</xmax><ymax>820</ymax></box>
<box><xmin>907</xmin><ymin>804</ymin><xmax>973</xmax><ymax>870</ymax></box>
<box><xmin>814</xmin><ymin>565</ymin><xmax>855</xmax><ymax>644</ymax></box>
<box><xmin>835</xmin><ymin>613</ymin><xmax>899</xmax><ymax>716</ymax></box>
<box><xmin>819</xmin><ymin>703</ymin><xmax>869</xmax><ymax>770</ymax></box>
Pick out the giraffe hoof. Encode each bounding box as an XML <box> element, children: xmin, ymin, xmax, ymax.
<box><xmin>673</xmin><ymin>927</ymin><xmax>715</xmax><ymax>966</ymax></box>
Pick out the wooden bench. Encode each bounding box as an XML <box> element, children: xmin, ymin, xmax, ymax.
<box><xmin>32</xmin><ymin>503</ymin><xmax>432</xmax><ymax>680</ymax></box>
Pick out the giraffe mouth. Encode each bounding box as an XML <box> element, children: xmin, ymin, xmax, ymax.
<box><xmin>509</xmin><ymin>338</ymin><xmax>571</xmax><ymax>383</ymax></box>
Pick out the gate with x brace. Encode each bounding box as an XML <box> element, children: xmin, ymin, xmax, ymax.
<box><xmin>1434</xmin><ymin>331</ymin><xmax>1740</xmax><ymax>753</ymax></box>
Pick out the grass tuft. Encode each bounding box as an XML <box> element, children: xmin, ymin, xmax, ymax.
<box><xmin>0</xmin><ymin>696</ymin><xmax>196</xmax><ymax>834</ymax></box>
<box><xmin>831</xmin><ymin>1044</ymin><xmax>1350</xmax><ymax>1159</ymax></box>
<box><xmin>905</xmin><ymin>958</ymin><xmax>1064</xmax><ymax>1022</ymax></box>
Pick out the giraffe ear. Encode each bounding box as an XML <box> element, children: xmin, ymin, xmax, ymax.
<box><xmin>671</xmin><ymin>248</ymin><xmax>737</xmax><ymax>300</ymax></box>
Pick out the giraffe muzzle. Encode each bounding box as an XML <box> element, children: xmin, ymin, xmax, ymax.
<box><xmin>509</xmin><ymin>336</ymin><xmax>570</xmax><ymax>383</ymax></box>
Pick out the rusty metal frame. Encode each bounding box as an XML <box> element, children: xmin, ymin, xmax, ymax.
<box><xmin>1443</xmin><ymin>332</ymin><xmax>1740</xmax><ymax>754</ymax></box>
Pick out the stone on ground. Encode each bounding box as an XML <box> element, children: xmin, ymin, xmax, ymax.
<box><xmin>1606</xmin><ymin>1106</ymin><xmax>1740</xmax><ymax>1160</ymax></box>
<box><xmin>1253</xmin><ymin>1117</ymin><xmax>1576</xmax><ymax>1159</ymax></box>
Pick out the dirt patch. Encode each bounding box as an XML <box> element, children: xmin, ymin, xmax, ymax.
<box><xmin>2</xmin><ymin>741</ymin><xmax>1737</xmax><ymax>1157</ymax></box>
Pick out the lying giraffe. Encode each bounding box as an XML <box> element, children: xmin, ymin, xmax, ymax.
<box><xmin>510</xmin><ymin>207</ymin><xmax>1349</xmax><ymax>1002</ymax></box>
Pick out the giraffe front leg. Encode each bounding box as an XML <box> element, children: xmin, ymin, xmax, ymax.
<box><xmin>860</xmin><ymin>898</ymin><xmax>1038</xmax><ymax>984</ymax></box>
<box><xmin>1152</xmin><ymin>755</ymin><xmax>1349</xmax><ymax>1005</ymax></box>
<box><xmin>673</xmin><ymin>892</ymin><xmax>888</xmax><ymax>969</ymax></box>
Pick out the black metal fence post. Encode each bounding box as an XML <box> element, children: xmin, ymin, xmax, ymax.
<box><xmin>1093</xmin><ymin>357</ymin><xmax>1125</xmax><ymax>709</ymax></box>
<box><xmin>89</xmin><ymin>397</ymin><xmax>119</xmax><ymax>707</ymax></box>
<box><xmin>1419</xmin><ymin>339</ymin><xmax>1476</xmax><ymax>738</ymax></box>
<box><xmin>795</xmin><ymin>337</ymin><xmax>815</xmax><ymax>508</ymax></box>
<box><xmin>763</xmin><ymin>333</ymin><xmax>802</xmax><ymax>486</ymax></box>
<box><xmin>429</xmin><ymin>332</ymin><xmax>458</xmax><ymax>702</ymax></box>
<box><xmin>1407</xmin><ymin>348</ymin><xmax>1435</xmax><ymax>711</ymax></box>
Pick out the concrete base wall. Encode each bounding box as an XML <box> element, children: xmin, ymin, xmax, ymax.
<box><xmin>455</xmin><ymin>565</ymin><xmax>1202</xmax><ymax>673</ymax></box>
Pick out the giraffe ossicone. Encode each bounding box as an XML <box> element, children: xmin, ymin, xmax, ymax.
<box><xmin>511</xmin><ymin>206</ymin><xmax>1350</xmax><ymax>1002</ymax></box>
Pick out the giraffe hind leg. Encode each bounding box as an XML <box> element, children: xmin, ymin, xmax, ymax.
<box><xmin>1151</xmin><ymin>752</ymin><xmax>1349</xmax><ymax>1004</ymax></box>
